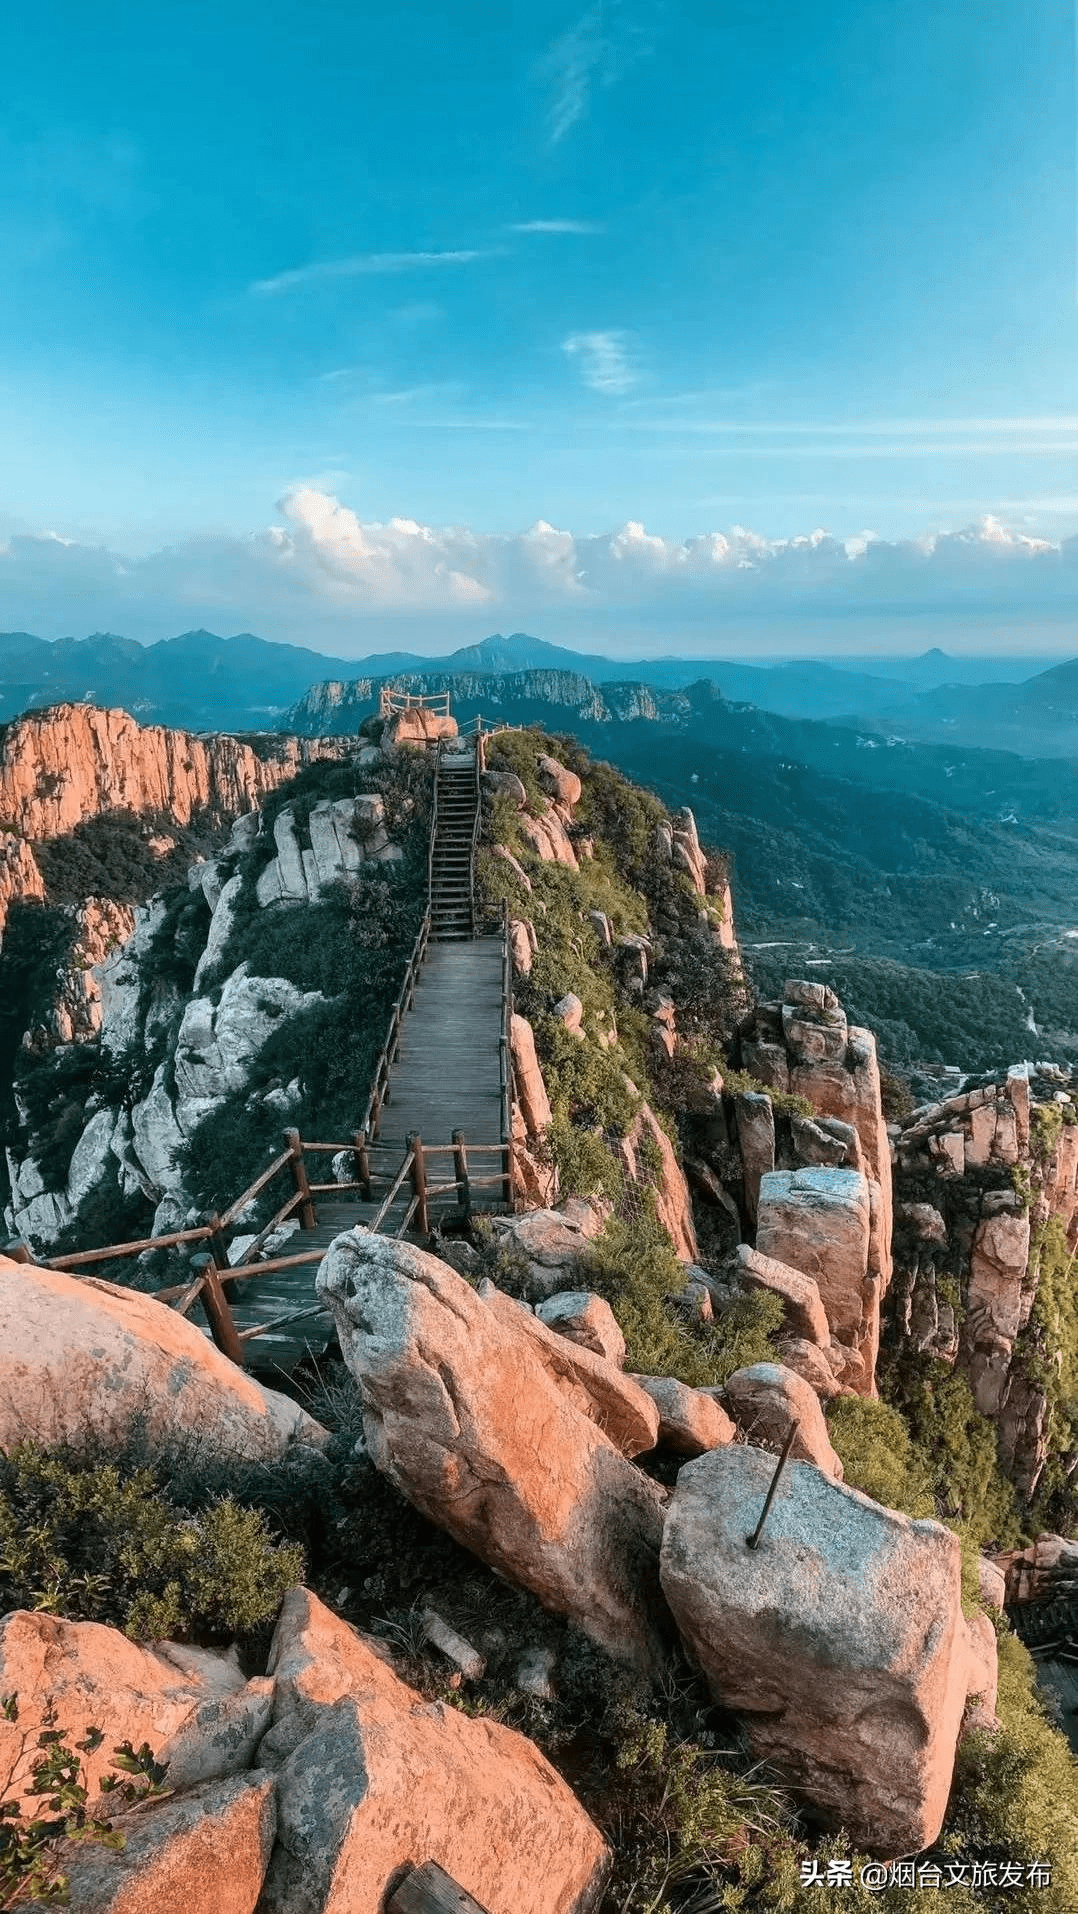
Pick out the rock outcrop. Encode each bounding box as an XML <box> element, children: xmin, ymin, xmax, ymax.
<box><xmin>317</xmin><ymin>1232</ymin><xmax>669</xmax><ymax>1667</ymax></box>
<box><xmin>756</xmin><ymin>1168</ymin><xmax>875</xmax><ymax>1391</ymax></box>
<box><xmin>739</xmin><ymin>980</ymin><xmax>893</xmax><ymax>1381</ymax></box>
<box><xmin>0</xmin><ymin>1611</ymin><xmax>274</xmax><ymax>1806</ymax></box>
<box><xmin>258</xmin><ymin>1589</ymin><xmax>610</xmax><ymax>1914</ymax></box>
<box><xmin>0</xmin><ymin>705</ymin><xmax>336</xmax><ymax>847</ymax></box>
<box><xmin>0</xmin><ymin>1257</ymin><xmax>326</xmax><ymax>1460</ymax></box>
<box><xmin>57</xmin><ymin>1772</ymin><xmax>277</xmax><ymax>1914</ymax></box>
<box><xmin>890</xmin><ymin>1064</ymin><xmax>1078</xmax><ymax>1498</ymax></box>
<box><xmin>660</xmin><ymin>1444</ymin><xmax>970</xmax><ymax>1857</ymax></box>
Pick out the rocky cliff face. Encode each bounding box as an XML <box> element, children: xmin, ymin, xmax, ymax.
<box><xmin>285</xmin><ymin>668</ymin><xmax>715</xmax><ymax>735</ymax></box>
<box><xmin>0</xmin><ymin>704</ymin><xmax>339</xmax><ymax>844</ymax></box>
<box><xmin>0</xmin><ymin>704</ymin><xmax>345</xmax><ymax>955</ymax></box>
<box><xmin>889</xmin><ymin>1065</ymin><xmax>1078</xmax><ymax>1500</ymax></box>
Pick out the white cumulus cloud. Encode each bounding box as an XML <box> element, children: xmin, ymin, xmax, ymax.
<box><xmin>2</xmin><ymin>498</ymin><xmax>1077</xmax><ymax>649</ymax></box>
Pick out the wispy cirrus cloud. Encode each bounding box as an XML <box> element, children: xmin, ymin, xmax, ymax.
<box><xmin>251</xmin><ymin>249</ymin><xmax>489</xmax><ymax>295</ymax></box>
<box><xmin>563</xmin><ymin>329</ymin><xmax>637</xmax><ymax>395</ymax></box>
<box><xmin>508</xmin><ymin>218</ymin><xmax>602</xmax><ymax>234</ymax></box>
<box><xmin>543</xmin><ymin>4</ymin><xmax>653</xmax><ymax>144</ymax></box>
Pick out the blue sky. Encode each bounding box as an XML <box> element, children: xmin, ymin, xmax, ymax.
<box><xmin>2</xmin><ymin>0</ymin><xmax>1077</xmax><ymax>654</ymax></box>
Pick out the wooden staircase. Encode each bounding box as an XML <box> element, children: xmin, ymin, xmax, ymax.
<box><xmin>429</xmin><ymin>745</ymin><xmax>479</xmax><ymax>942</ymax></box>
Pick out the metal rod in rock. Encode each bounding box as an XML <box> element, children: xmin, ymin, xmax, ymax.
<box><xmin>746</xmin><ymin>1420</ymin><xmax>800</xmax><ymax>1550</ymax></box>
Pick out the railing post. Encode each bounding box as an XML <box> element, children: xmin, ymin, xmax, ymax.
<box><xmin>193</xmin><ymin>1250</ymin><xmax>246</xmax><ymax>1368</ymax></box>
<box><xmin>354</xmin><ymin>1129</ymin><xmax>372</xmax><ymax>1202</ymax></box>
<box><xmin>452</xmin><ymin>1129</ymin><xmax>471</xmax><ymax>1220</ymax></box>
<box><xmin>408</xmin><ymin>1132</ymin><xmax>430</xmax><ymax>1236</ymax></box>
<box><xmin>285</xmin><ymin>1128</ymin><xmax>317</xmax><ymax>1229</ymax></box>
<box><xmin>502</xmin><ymin>1139</ymin><xmax>515</xmax><ymax>1212</ymax></box>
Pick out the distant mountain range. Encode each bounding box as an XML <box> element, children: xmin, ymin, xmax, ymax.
<box><xmin>2</xmin><ymin>626</ymin><xmax>1074</xmax><ymax>750</ymax></box>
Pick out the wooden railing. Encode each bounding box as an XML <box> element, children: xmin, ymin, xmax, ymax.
<box><xmin>379</xmin><ymin>687</ymin><xmax>452</xmax><ymax>719</ymax></box>
<box><xmin>37</xmin><ymin>1123</ymin><xmax>513</xmax><ymax>1367</ymax></box>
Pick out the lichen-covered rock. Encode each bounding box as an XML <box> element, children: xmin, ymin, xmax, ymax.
<box><xmin>0</xmin><ymin>1257</ymin><xmax>326</xmax><ymax>1460</ymax></box>
<box><xmin>55</xmin><ymin>1772</ymin><xmax>276</xmax><ymax>1914</ymax></box>
<box><xmin>318</xmin><ymin>1233</ymin><xmax>669</xmax><ymax>1667</ymax></box>
<box><xmin>257</xmin><ymin>1590</ymin><xmax>609</xmax><ymax>1914</ymax></box>
<box><xmin>660</xmin><ymin>1445</ymin><xmax>970</xmax><ymax>1857</ymax></box>
<box><xmin>722</xmin><ymin>1363</ymin><xmax>843</xmax><ymax>1478</ymax></box>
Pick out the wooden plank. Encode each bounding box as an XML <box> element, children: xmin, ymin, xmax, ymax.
<box><xmin>387</xmin><ymin>1861</ymin><xmax>493</xmax><ymax>1914</ymax></box>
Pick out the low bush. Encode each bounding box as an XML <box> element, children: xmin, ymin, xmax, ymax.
<box><xmin>585</xmin><ymin>1209</ymin><xmax>784</xmax><ymax>1389</ymax></box>
<box><xmin>0</xmin><ymin>1441</ymin><xmax>303</xmax><ymax>1645</ymax></box>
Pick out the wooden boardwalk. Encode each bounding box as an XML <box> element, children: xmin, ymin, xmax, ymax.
<box><xmin>218</xmin><ymin>739</ymin><xmax>509</xmax><ymax>1374</ymax></box>
<box><xmin>376</xmin><ymin>939</ymin><xmax>504</xmax><ymax>1149</ymax></box>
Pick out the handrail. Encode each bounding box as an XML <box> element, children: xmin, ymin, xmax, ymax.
<box><xmin>368</xmin><ymin>1149</ymin><xmax>416</xmax><ymax>1233</ymax></box>
<box><xmin>361</xmin><ymin>906</ymin><xmax>432</xmax><ymax>1139</ymax></box>
<box><xmin>379</xmin><ymin>687</ymin><xmax>452</xmax><ymax>718</ymax></box>
<box><xmin>426</xmin><ymin>737</ymin><xmax>443</xmax><ymax>906</ymax></box>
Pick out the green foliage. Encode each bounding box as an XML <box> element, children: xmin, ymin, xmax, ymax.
<box><xmin>34</xmin><ymin>811</ymin><xmax>223</xmax><ymax>907</ymax></box>
<box><xmin>944</xmin><ymin>1632</ymin><xmax>1078</xmax><ymax>1914</ymax></box>
<box><xmin>1019</xmin><ymin>1218</ymin><xmax>1078</xmax><ymax>1528</ymax></box>
<box><xmin>0</xmin><ymin>1700</ymin><xmax>166</xmax><ymax>1910</ymax></box>
<box><xmin>881</xmin><ymin>1356</ymin><xmax>1023</xmax><ymax>1550</ymax></box>
<box><xmin>722</xmin><ymin>1067</ymin><xmax>815</xmax><ymax>1120</ymax></box>
<box><xmin>826</xmin><ymin>1397</ymin><xmax>935</xmax><ymax>1519</ymax></box>
<box><xmin>483</xmin><ymin>732</ymin><xmax>551</xmax><ymax>814</ymax></box>
<box><xmin>0</xmin><ymin>1442</ymin><xmax>303</xmax><ymax>1644</ymax></box>
<box><xmin>585</xmin><ymin>1210</ymin><xmax>784</xmax><ymax>1389</ymax></box>
<box><xmin>1030</xmin><ymin>1103</ymin><xmax>1064</xmax><ymax>1162</ymax></box>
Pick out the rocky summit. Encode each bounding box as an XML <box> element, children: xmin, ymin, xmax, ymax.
<box><xmin>0</xmin><ymin>709</ymin><xmax>1076</xmax><ymax>1912</ymax></box>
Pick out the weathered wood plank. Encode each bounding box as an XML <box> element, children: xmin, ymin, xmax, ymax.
<box><xmin>387</xmin><ymin>1861</ymin><xmax>493</xmax><ymax>1914</ymax></box>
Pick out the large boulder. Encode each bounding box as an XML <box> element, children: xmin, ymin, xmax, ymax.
<box><xmin>630</xmin><ymin>1375</ymin><xmax>735</xmax><ymax>1457</ymax></box>
<box><xmin>490</xmin><ymin>1196</ymin><xmax>607</xmax><ymax>1298</ymax></box>
<box><xmin>722</xmin><ymin>1363</ymin><xmax>843</xmax><ymax>1478</ymax></box>
<box><xmin>536</xmin><ymin>753</ymin><xmax>583</xmax><ymax>810</ymax></box>
<box><xmin>0</xmin><ymin>1257</ymin><xmax>327</xmax><ymax>1461</ymax></box>
<box><xmin>0</xmin><ymin>1612</ymin><xmax>274</xmax><ymax>1808</ymax></box>
<box><xmin>257</xmin><ymin>1589</ymin><xmax>610</xmax><ymax>1914</ymax></box>
<box><xmin>733</xmin><ymin>1243</ymin><xmax>830</xmax><ymax>1347</ymax></box>
<box><xmin>478</xmin><ymin>1282</ymin><xmax>658</xmax><ymax>1457</ymax></box>
<box><xmin>660</xmin><ymin>1445</ymin><xmax>970</xmax><ymax>1857</ymax></box>
<box><xmin>56</xmin><ymin>1772</ymin><xmax>276</xmax><ymax>1914</ymax></box>
<box><xmin>756</xmin><ymin>1168</ymin><xmax>874</xmax><ymax>1392</ymax></box>
<box><xmin>317</xmin><ymin>1233</ymin><xmax>669</xmax><ymax>1667</ymax></box>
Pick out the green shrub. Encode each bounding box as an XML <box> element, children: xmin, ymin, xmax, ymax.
<box><xmin>881</xmin><ymin>1355</ymin><xmax>1022</xmax><ymax>1550</ymax></box>
<box><xmin>826</xmin><ymin>1396</ymin><xmax>935</xmax><ymax>1519</ymax></box>
<box><xmin>0</xmin><ymin>1443</ymin><xmax>303</xmax><ymax>1644</ymax></box>
<box><xmin>585</xmin><ymin>1210</ymin><xmax>783</xmax><ymax>1388</ymax></box>
<box><xmin>944</xmin><ymin>1632</ymin><xmax>1078</xmax><ymax>1914</ymax></box>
